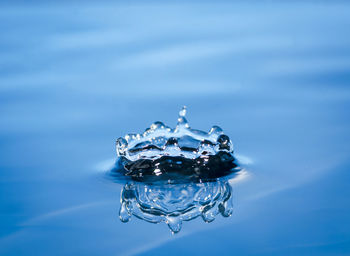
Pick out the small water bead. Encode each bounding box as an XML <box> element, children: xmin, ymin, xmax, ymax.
<box><xmin>150</xmin><ymin>121</ymin><xmax>166</xmax><ymax>130</ymax></box>
<box><xmin>209</xmin><ymin>125</ymin><xmax>224</xmax><ymax>135</ymax></box>
<box><xmin>119</xmin><ymin>202</ymin><xmax>131</xmax><ymax>222</ymax></box>
<box><xmin>116</xmin><ymin>138</ymin><xmax>128</xmax><ymax>156</ymax></box>
<box><xmin>219</xmin><ymin>200</ymin><xmax>234</xmax><ymax>217</ymax></box>
<box><xmin>179</xmin><ymin>106</ymin><xmax>187</xmax><ymax>117</ymax></box>
<box><xmin>166</xmin><ymin>216</ymin><xmax>182</xmax><ymax>234</ymax></box>
<box><xmin>202</xmin><ymin>206</ymin><xmax>218</xmax><ymax>223</ymax></box>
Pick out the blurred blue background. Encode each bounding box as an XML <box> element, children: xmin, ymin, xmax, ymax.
<box><xmin>1</xmin><ymin>1</ymin><xmax>350</xmax><ymax>255</ymax></box>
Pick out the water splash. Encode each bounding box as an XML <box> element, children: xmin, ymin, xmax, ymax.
<box><xmin>118</xmin><ymin>180</ymin><xmax>233</xmax><ymax>234</ymax></box>
<box><xmin>113</xmin><ymin>108</ymin><xmax>240</xmax><ymax>232</ymax></box>
<box><xmin>115</xmin><ymin>107</ymin><xmax>238</xmax><ymax>181</ymax></box>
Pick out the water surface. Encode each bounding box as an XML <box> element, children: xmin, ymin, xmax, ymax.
<box><xmin>1</xmin><ymin>1</ymin><xmax>350</xmax><ymax>255</ymax></box>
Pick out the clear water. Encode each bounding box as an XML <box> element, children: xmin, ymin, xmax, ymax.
<box><xmin>119</xmin><ymin>179</ymin><xmax>234</xmax><ymax>234</ymax></box>
<box><xmin>114</xmin><ymin>106</ymin><xmax>239</xmax><ymax>233</ymax></box>
<box><xmin>116</xmin><ymin>106</ymin><xmax>233</xmax><ymax>161</ymax></box>
<box><xmin>114</xmin><ymin>106</ymin><xmax>238</xmax><ymax>181</ymax></box>
<box><xmin>1</xmin><ymin>1</ymin><xmax>350</xmax><ymax>255</ymax></box>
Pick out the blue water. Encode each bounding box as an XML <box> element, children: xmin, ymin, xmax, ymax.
<box><xmin>1</xmin><ymin>1</ymin><xmax>350</xmax><ymax>255</ymax></box>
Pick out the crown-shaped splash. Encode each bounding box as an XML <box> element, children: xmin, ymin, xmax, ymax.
<box><xmin>114</xmin><ymin>107</ymin><xmax>238</xmax><ymax>181</ymax></box>
<box><xmin>113</xmin><ymin>108</ymin><xmax>240</xmax><ymax>233</ymax></box>
<box><xmin>117</xmin><ymin>106</ymin><xmax>233</xmax><ymax>160</ymax></box>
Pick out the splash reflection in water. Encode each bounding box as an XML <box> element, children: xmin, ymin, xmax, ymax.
<box><xmin>118</xmin><ymin>179</ymin><xmax>233</xmax><ymax>234</ymax></box>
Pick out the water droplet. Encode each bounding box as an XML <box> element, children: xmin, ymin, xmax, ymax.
<box><xmin>219</xmin><ymin>199</ymin><xmax>234</xmax><ymax>217</ymax></box>
<box><xmin>209</xmin><ymin>125</ymin><xmax>223</xmax><ymax>135</ymax></box>
<box><xmin>150</xmin><ymin>121</ymin><xmax>165</xmax><ymax>130</ymax></box>
<box><xmin>166</xmin><ymin>216</ymin><xmax>182</xmax><ymax>234</ymax></box>
<box><xmin>116</xmin><ymin>138</ymin><xmax>128</xmax><ymax>156</ymax></box>
<box><xmin>201</xmin><ymin>206</ymin><xmax>218</xmax><ymax>223</ymax></box>
<box><xmin>179</xmin><ymin>106</ymin><xmax>187</xmax><ymax>117</ymax></box>
<box><xmin>119</xmin><ymin>202</ymin><xmax>131</xmax><ymax>222</ymax></box>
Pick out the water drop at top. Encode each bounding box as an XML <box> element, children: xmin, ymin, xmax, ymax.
<box><xmin>176</xmin><ymin>106</ymin><xmax>189</xmax><ymax>129</ymax></box>
<box><xmin>179</xmin><ymin>106</ymin><xmax>187</xmax><ymax>117</ymax></box>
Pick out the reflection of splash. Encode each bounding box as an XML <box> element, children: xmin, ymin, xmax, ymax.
<box><xmin>118</xmin><ymin>180</ymin><xmax>233</xmax><ymax>234</ymax></box>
